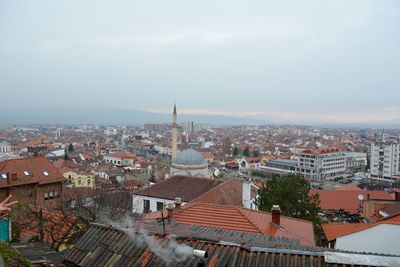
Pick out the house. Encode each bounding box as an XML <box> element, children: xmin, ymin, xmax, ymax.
<box><xmin>322</xmin><ymin>213</ymin><xmax>400</xmax><ymax>255</ymax></box>
<box><xmin>104</xmin><ymin>152</ymin><xmax>137</xmax><ymax>167</ymax></box>
<box><xmin>132</xmin><ymin>176</ymin><xmax>222</xmax><ymax>214</ymax></box>
<box><xmin>62</xmin><ymin>170</ymin><xmax>96</xmax><ymax>188</ymax></box>
<box><xmin>64</xmin><ymin>222</ymin><xmax>400</xmax><ymax>266</ymax></box>
<box><xmin>0</xmin><ymin>157</ymin><xmax>65</xmax><ymax>209</ymax></box>
<box><xmin>144</xmin><ymin>202</ymin><xmax>315</xmax><ymax>246</ymax></box>
<box><xmin>237</xmin><ymin>157</ymin><xmax>261</xmax><ymax>171</ymax></box>
<box><xmin>200</xmin><ymin>152</ymin><xmax>214</xmax><ymax>163</ymax></box>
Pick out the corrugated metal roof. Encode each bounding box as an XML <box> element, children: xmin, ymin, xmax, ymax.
<box><xmin>63</xmin><ymin>223</ymin><xmax>391</xmax><ymax>267</ymax></box>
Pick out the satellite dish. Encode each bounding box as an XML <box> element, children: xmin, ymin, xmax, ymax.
<box><xmin>358</xmin><ymin>194</ymin><xmax>364</xmax><ymax>201</ymax></box>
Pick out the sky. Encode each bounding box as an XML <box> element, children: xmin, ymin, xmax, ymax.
<box><xmin>1</xmin><ymin>0</ymin><xmax>400</xmax><ymax>124</ymax></box>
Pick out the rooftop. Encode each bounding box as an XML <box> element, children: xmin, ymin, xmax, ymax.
<box><xmin>64</xmin><ymin>223</ymin><xmax>400</xmax><ymax>267</ymax></box>
<box><xmin>145</xmin><ymin>202</ymin><xmax>315</xmax><ymax>246</ymax></box>
<box><xmin>133</xmin><ymin>175</ymin><xmax>221</xmax><ymax>202</ymax></box>
<box><xmin>323</xmin><ymin>213</ymin><xmax>400</xmax><ymax>242</ymax></box>
<box><xmin>175</xmin><ymin>149</ymin><xmax>205</xmax><ymax>165</ymax></box>
<box><xmin>309</xmin><ymin>189</ymin><xmax>394</xmax><ymax>213</ymax></box>
<box><xmin>0</xmin><ymin>157</ymin><xmax>65</xmax><ymax>188</ymax></box>
<box><xmin>302</xmin><ymin>148</ymin><xmax>341</xmax><ymax>155</ymax></box>
<box><xmin>192</xmin><ymin>179</ymin><xmax>258</xmax><ymax>207</ymax></box>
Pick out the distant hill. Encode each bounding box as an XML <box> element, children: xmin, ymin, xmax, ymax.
<box><xmin>0</xmin><ymin>108</ymin><xmax>272</xmax><ymax>126</ymax></box>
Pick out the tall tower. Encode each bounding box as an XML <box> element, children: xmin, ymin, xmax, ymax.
<box><xmin>172</xmin><ymin>104</ymin><xmax>178</xmax><ymax>162</ymax></box>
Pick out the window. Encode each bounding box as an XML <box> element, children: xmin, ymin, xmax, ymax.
<box><xmin>24</xmin><ymin>171</ymin><xmax>30</xmax><ymax>176</ymax></box>
<box><xmin>44</xmin><ymin>192</ymin><xmax>49</xmax><ymax>200</ymax></box>
<box><xmin>49</xmin><ymin>191</ymin><xmax>54</xmax><ymax>198</ymax></box>
<box><xmin>1</xmin><ymin>174</ymin><xmax>6</xmax><ymax>179</ymax></box>
<box><xmin>54</xmin><ymin>191</ymin><xmax>59</xmax><ymax>197</ymax></box>
<box><xmin>43</xmin><ymin>171</ymin><xmax>49</xmax><ymax>176</ymax></box>
<box><xmin>143</xmin><ymin>199</ymin><xmax>150</xmax><ymax>213</ymax></box>
<box><xmin>156</xmin><ymin>202</ymin><xmax>164</xmax><ymax>211</ymax></box>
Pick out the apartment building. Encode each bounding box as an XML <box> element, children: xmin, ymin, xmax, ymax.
<box><xmin>298</xmin><ymin>148</ymin><xmax>346</xmax><ymax>181</ymax></box>
<box><xmin>370</xmin><ymin>141</ymin><xmax>399</xmax><ymax>180</ymax></box>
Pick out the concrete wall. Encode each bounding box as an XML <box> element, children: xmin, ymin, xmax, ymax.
<box><xmin>132</xmin><ymin>195</ymin><xmax>187</xmax><ymax>214</ymax></box>
<box><xmin>336</xmin><ymin>224</ymin><xmax>400</xmax><ymax>256</ymax></box>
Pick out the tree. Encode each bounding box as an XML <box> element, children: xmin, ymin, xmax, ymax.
<box><xmin>232</xmin><ymin>147</ymin><xmax>239</xmax><ymax>157</ymax></box>
<box><xmin>253</xmin><ymin>150</ymin><xmax>260</xmax><ymax>157</ymax></box>
<box><xmin>68</xmin><ymin>143</ymin><xmax>74</xmax><ymax>153</ymax></box>
<box><xmin>255</xmin><ymin>174</ymin><xmax>323</xmax><ymax>244</ymax></box>
<box><xmin>242</xmin><ymin>146</ymin><xmax>250</xmax><ymax>157</ymax></box>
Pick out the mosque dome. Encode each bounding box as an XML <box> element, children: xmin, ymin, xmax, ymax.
<box><xmin>175</xmin><ymin>149</ymin><xmax>205</xmax><ymax>165</ymax></box>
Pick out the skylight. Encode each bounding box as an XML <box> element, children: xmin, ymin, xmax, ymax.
<box><xmin>43</xmin><ymin>171</ymin><xmax>49</xmax><ymax>176</ymax></box>
<box><xmin>24</xmin><ymin>171</ymin><xmax>30</xmax><ymax>176</ymax></box>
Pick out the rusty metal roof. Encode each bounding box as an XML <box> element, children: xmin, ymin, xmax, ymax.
<box><xmin>63</xmin><ymin>223</ymin><xmax>389</xmax><ymax>267</ymax></box>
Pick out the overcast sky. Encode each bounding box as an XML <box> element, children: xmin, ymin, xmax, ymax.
<box><xmin>1</xmin><ymin>0</ymin><xmax>400</xmax><ymax>123</ymax></box>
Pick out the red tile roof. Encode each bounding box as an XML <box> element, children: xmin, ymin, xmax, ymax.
<box><xmin>0</xmin><ymin>157</ymin><xmax>65</xmax><ymax>188</ymax></box>
<box><xmin>302</xmin><ymin>148</ymin><xmax>341</xmax><ymax>155</ymax></box>
<box><xmin>192</xmin><ymin>179</ymin><xmax>257</xmax><ymax>206</ymax></box>
<box><xmin>336</xmin><ymin>184</ymin><xmax>363</xmax><ymax>191</ymax></box>
<box><xmin>105</xmin><ymin>152</ymin><xmax>137</xmax><ymax>160</ymax></box>
<box><xmin>309</xmin><ymin>189</ymin><xmax>394</xmax><ymax>213</ymax></box>
<box><xmin>149</xmin><ymin>202</ymin><xmax>315</xmax><ymax>246</ymax></box>
<box><xmin>200</xmin><ymin>152</ymin><xmax>214</xmax><ymax>158</ymax></box>
<box><xmin>133</xmin><ymin>176</ymin><xmax>222</xmax><ymax>202</ymax></box>
<box><xmin>322</xmin><ymin>223</ymin><xmax>372</xmax><ymax>242</ymax></box>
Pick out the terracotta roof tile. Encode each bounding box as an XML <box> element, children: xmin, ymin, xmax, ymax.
<box><xmin>193</xmin><ymin>179</ymin><xmax>254</xmax><ymax>206</ymax></box>
<box><xmin>309</xmin><ymin>189</ymin><xmax>394</xmax><ymax>213</ymax></box>
<box><xmin>0</xmin><ymin>157</ymin><xmax>65</xmax><ymax>188</ymax></box>
<box><xmin>133</xmin><ymin>176</ymin><xmax>222</xmax><ymax>202</ymax></box>
<box><xmin>336</xmin><ymin>184</ymin><xmax>362</xmax><ymax>191</ymax></box>
<box><xmin>322</xmin><ymin>223</ymin><xmax>372</xmax><ymax>241</ymax></box>
<box><xmin>166</xmin><ymin>202</ymin><xmax>315</xmax><ymax>246</ymax></box>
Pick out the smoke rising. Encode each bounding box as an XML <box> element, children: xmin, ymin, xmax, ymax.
<box><xmin>108</xmin><ymin>216</ymin><xmax>195</xmax><ymax>264</ymax></box>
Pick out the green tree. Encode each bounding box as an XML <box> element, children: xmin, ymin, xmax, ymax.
<box><xmin>253</xmin><ymin>150</ymin><xmax>260</xmax><ymax>157</ymax></box>
<box><xmin>255</xmin><ymin>174</ymin><xmax>323</xmax><ymax>244</ymax></box>
<box><xmin>232</xmin><ymin>147</ymin><xmax>239</xmax><ymax>157</ymax></box>
<box><xmin>242</xmin><ymin>146</ymin><xmax>250</xmax><ymax>157</ymax></box>
<box><xmin>68</xmin><ymin>143</ymin><xmax>74</xmax><ymax>152</ymax></box>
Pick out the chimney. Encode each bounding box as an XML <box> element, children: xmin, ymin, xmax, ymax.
<box><xmin>175</xmin><ymin>197</ymin><xmax>182</xmax><ymax>209</ymax></box>
<box><xmin>242</xmin><ymin>179</ymin><xmax>252</xmax><ymax>209</ymax></box>
<box><xmin>271</xmin><ymin>205</ymin><xmax>281</xmax><ymax>225</ymax></box>
<box><xmin>166</xmin><ymin>202</ymin><xmax>174</xmax><ymax>218</ymax></box>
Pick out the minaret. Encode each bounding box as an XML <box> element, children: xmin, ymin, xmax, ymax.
<box><xmin>172</xmin><ymin>104</ymin><xmax>178</xmax><ymax>162</ymax></box>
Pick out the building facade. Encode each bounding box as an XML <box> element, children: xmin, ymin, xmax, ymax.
<box><xmin>370</xmin><ymin>142</ymin><xmax>399</xmax><ymax>180</ymax></box>
<box><xmin>298</xmin><ymin>148</ymin><xmax>346</xmax><ymax>181</ymax></box>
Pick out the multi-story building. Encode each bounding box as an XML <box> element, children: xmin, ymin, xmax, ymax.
<box><xmin>63</xmin><ymin>170</ymin><xmax>96</xmax><ymax>188</ymax></box>
<box><xmin>0</xmin><ymin>157</ymin><xmax>65</xmax><ymax>209</ymax></box>
<box><xmin>344</xmin><ymin>152</ymin><xmax>367</xmax><ymax>173</ymax></box>
<box><xmin>370</xmin><ymin>141</ymin><xmax>399</xmax><ymax>180</ymax></box>
<box><xmin>298</xmin><ymin>148</ymin><xmax>346</xmax><ymax>181</ymax></box>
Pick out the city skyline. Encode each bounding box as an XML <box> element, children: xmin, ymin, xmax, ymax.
<box><xmin>1</xmin><ymin>1</ymin><xmax>400</xmax><ymax>124</ymax></box>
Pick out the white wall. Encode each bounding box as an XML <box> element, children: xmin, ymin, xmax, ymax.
<box><xmin>132</xmin><ymin>195</ymin><xmax>187</xmax><ymax>214</ymax></box>
<box><xmin>335</xmin><ymin>224</ymin><xmax>400</xmax><ymax>256</ymax></box>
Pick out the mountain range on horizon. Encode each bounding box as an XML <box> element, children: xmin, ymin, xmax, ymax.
<box><xmin>0</xmin><ymin>108</ymin><xmax>271</xmax><ymax>126</ymax></box>
<box><xmin>0</xmin><ymin>108</ymin><xmax>399</xmax><ymax>129</ymax></box>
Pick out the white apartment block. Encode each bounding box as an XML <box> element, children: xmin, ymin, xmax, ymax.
<box><xmin>370</xmin><ymin>142</ymin><xmax>399</xmax><ymax>179</ymax></box>
<box><xmin>298</xmin><ymin>148</ymin><xmax>346</xmax><ymax>181</ymax></box>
